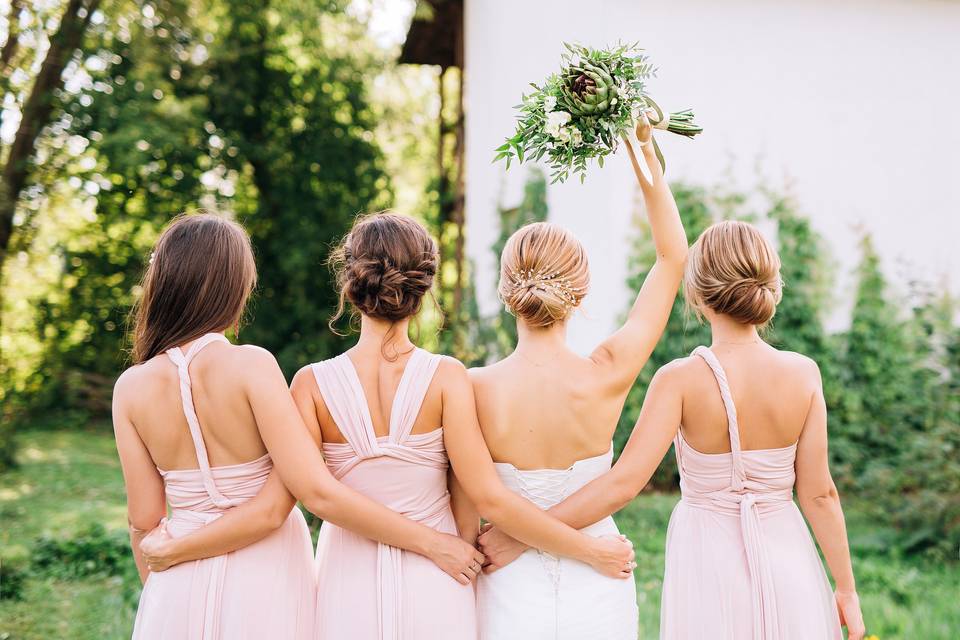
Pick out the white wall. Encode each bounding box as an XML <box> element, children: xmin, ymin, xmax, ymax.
<box><xmin>464</xmin><ymin>0</ymin><xmax>960</xmax><ymax>354</ymax></box>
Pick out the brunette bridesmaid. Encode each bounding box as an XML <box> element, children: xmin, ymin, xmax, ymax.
<box><xmin>116</xmin><ymin>214</ymin><xmax>484</xmax><ymax>639</ymax></box>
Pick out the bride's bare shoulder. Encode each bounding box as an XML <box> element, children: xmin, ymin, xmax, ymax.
<box><xmin>466</xmin><ymin>358</ymin><xmax>515</xmax><ymax>396</ymax></box>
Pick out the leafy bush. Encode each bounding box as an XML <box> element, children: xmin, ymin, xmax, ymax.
<box><xmin>31</xmin><ymin>523</ymin><xmax>136</xmax><ymax>584</ymax></box>
<box><xmin>0</xmin><ymin>560</ymin><xmax>28</xmax><ymax>601</ymax></box>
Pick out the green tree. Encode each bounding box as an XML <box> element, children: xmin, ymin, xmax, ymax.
<box><xmin>868</xmin><ymin>291</ymin><xmax>960</xmax><ymax>557</ymax></box>
<box><xmin>207</xmin><ymin>0</ymin><xmax>390</xmax><ymax>373</ymax></box>
<box><xmin>29</xmin><ymin>0</ymin><xmax>393</xmax><ymax>415</ymax></box>
<box><xmin>0</xmin><ymin>0</ymin><xmax>101</xmax><ymax>291</ymax></box>
<box><xmin>831</xmin><ymin>234</ymin><xmax>915</xmax><ymax>481</ymax></box>
<box><xmin>0</xmin><ymin>0</ymin><xmax>107</xmax><ymax>465</ymax></box>
<box><xmin>39</xmin><ymin>0</ymin><xmax>203</xmax><ymax>404</ymax></box>
<box><xmin>764</xmin><ymin>193</ymin><xmax>832</xmax><ymax>363</ymax></box>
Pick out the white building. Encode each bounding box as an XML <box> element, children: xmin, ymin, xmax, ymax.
<box><xmin>402</xmin><ymin>0</ymin><xmax>960</xmax><ymax>353</ymax></box>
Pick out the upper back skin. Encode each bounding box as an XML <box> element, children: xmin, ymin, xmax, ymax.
<box><xmin>470</xmin><ymin>350</ymin><xmax>625</xmax><ymax>470</ymax></box>
<box><xmin>116</xmin><ymin>340</ymin><xmax>269</xmax><ymax>471</ymax></box>
<box><xmin>673</xmin><ymin>342</ymin><xmax>818</xmax><ymax>453</ymax></box>
<box><xmin>313</xmin><ymin>347</ymin><xmax>446</xmax><ymax>445</ymax></box>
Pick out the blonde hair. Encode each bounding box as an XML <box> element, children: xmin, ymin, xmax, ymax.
<box><xmin>684</xmin><ymin>220</ymin><xmax>782</xmax><ymax>326</ymax></box>
<box><xmin>498</xmin><ymin>222</ymin><xmax>589</xmax><ymax>328</ymax></box>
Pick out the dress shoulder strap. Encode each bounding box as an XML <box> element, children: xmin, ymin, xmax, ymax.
<box><xmin>166</xmin><ymin>333</ymin><xmax>241</xmax><ymax>507</ymax></box>
<box><xmin>692</xmin><ymin>346</ymin><xmax>746</xmax><ymax>489</ymax></box>
<box><xmin>389</xmin><ymin>349</ymin><xmax>442</xmax><ymax>444</ymax></box>
<box><xmin>311</xmin><ymin>354</ymin><xmax>380</xmax><ymax>457</ymax></box>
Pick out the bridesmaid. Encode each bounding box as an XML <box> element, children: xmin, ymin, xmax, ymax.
<box><xmin>140</xmin><ymin>212</ymin><xmax>635</xmax><ymax>640</ymax></box>
<box><xmin>481</xmin><ymin>221</ymin><xmax>867</xmax><ymax>639</ymax></box>
<box><xmin>115</xmin><ymin>214</ymin><xmax>484</xmax><ymax>638</ymax></box>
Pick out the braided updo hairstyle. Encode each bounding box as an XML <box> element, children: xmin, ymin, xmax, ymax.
<box><xmin>329</xmin><ymin>212</ymin><xmax>439</xmax><ymax>330</ymax></box>
<box><xmin>684</xmin><ymin>220</ymin><xmax>783</xmax><ymax>326</ymax></box>
<box><xmin>498</xmin><ymin>222</ymin><xmax>589</xmax><ymax>328</ymax></box>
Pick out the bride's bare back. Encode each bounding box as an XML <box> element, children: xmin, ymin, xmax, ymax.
<box><xmin>472</xmin><ymin>125</ymin><xmax>689</xmax><ymax>471</ymax></box>
<box><xmin>472</xmin><ymin>350</ymin><xmax>626</xmax><ymax>469</ymax></box>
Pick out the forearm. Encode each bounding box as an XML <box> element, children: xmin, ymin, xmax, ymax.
<box><xmin>158</xmin><ymin>468</ymin><xmax>298</xmax><ymax>564</ymax></box>
<box><xmin>128</xmin><ymin>526</ymin><xmax>150</xmax><ymax>584</ymax></box>
<box><xmin>635</xmin><ymin>143</ymin><xmax>686</xmax><ymax>265</ymax></box>
<box><xmin>547</xmin><ymin>482</ymin><xmax>633</xmax><ymax>531</ymax></box>
<box><xmin>304</xmin><ymin>481</ymin><xmax>442</xmax><ymax>557</ymax></box>
<box><xmin>478</xmin><ymin>488</ymin><xmax>598</xmax><ymax>564</ymax></box>
<box><xmin>800</xmin><ymin>490</ymin><xmax>856</xmax><ymax>592</ymax></box>
<box><xmin>162</xmin><ymin>508</ymin><xmax>288</xmax><ymax>564</ymax></box>
<box><xmin>450</xmin><ymin>473</ymin><xmax>480</xmax><ymax>544</ymax></box>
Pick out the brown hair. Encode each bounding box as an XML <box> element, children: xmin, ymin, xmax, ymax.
<box><xmin>684</xmin><ymin>220</ymin><xmax>782</xmax><ymax>326</ymax></box>
<box><xmin>329</xmin><ymin>212</ymin><xmax>439</xmax><ymax>330</ymax></box>
<box><xmin>498</xmin><ymin>222</ymin><xmax>589</xmax><ymax>328</ymax></box>
<box><xmin>131</xmin><ymin>213</ymin><xmax>257</xmax><ymax>363</ymax></box>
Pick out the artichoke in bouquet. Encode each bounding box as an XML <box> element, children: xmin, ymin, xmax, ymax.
<box><xmin>495</xmin><ymin>42</ymin><xmax>702</xmax><ymax>184</ymax></box>
<box><xmin>561</xmin><ymin>60</ymin><xmax>618</xmax><ymax>116</ymax></box>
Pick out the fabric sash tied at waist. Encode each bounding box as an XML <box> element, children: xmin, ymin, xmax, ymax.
<box><xmin>682</xmin><ymin>489</ymin><xmax>792</xmax><ymax>640</ymax></box>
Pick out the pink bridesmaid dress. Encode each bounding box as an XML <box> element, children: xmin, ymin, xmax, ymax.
<box><xmin>132</xmin><ymin>334</ymin><xmax>316</xmax><ymax>640</ymax></box>
<box><xmin>311</xmin><ymin>348</ymin><xmax>477</xmax><ymax>640</ymax></box>
<box><xmin>660</xmin><ymin>346</ymin><xmax>841</xmax><ymax>640</ymax></box>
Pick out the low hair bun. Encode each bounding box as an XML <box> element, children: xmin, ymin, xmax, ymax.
<box><xmin>330</xmin><ymin>213</ymin><xmax>439</xmax><ymax>327</ymax></box>
<box><xmin>684</xmin><ymin>221</ymin><xmax>783</xmax><ymax>327</ymax></box>
<box><xmin>497</xmin><ymin>222</ymin><xmax>589</xmax><ymax>328</ymax></box>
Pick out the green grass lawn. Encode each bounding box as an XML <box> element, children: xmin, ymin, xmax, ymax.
<box><xmin>1</xmin><ymin>428</ymin><xmax>957</xmax><ymax>639</ymax></box>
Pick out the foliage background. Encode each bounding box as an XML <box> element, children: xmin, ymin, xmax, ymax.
<box><xmin>0</xmin><ymin>1</ymin><xmax>956</xmax><ymax>638</ymax></box>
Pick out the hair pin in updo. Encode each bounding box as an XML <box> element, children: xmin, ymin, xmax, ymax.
<box><xmin>510</xmin><ymin>268</ymin><xmax>585</xmax><ymax>309</ymax></box>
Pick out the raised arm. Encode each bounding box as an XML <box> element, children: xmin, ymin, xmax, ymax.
<box><xmin>795</xmin><ymin>362</ymin><xmax>865</xmax><ymax>640</ymax></box>
<box><xmin>480</xmin><ymin>363</ymin><xmax>683</xmax><ymax>570</ymax></box>
<box><xmin>590</xmin><ymin>120</ymin><xmax>688</xmax><ymax>390</ymax></box>
<box><xmin>113</xmin><ymin>372</ymin><xmax>167</xmax><ymax>584</ymax></box>
<box><xmin>444</xmin><ymin>359</ymin><xmax>635</xmax><ymax>578</ymax></box>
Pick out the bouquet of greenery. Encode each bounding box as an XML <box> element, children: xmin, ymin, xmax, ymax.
<box><xmin>494</xmin><ymin>43</ymin><xmax>702</xmax><ymax>184</ymax></box>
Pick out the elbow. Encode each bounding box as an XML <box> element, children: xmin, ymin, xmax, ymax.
<box><xmin>262</xmin><ymin>502</ymin><xmax>293</xmax><ymax>531</ymax></box>
<box><xmin>300</xmin><ymin>485</ymin><xmax>338</xmax><ymax>523</ymax></box>
<box><xmin>798</xmin><ymin>484</ymin><xmax>840</xmax><ymax>511</ymax></box>
<box><xmin>659</xmin><ymin>245</ymin><xmax>688</xmax><ymax>273</ymax></box>
<box><xmin>128</xmin><ymin>509</ymin><xmax>163</xmax><ymax>534</ymax></box>
<box><xmin>471</xmin><ymin>488</ymin><xmax>508</xmax><ymax>525</ymax></box>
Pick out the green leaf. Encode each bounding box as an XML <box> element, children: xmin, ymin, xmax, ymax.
<box><xmin>653</xmin><ymin>137</ymin><xmax>666</xmax><ymax>174</ymax></box>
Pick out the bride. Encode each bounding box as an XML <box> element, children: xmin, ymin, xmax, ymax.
<box><xmin>472</xmin><ymin>116</ymin><xmax>687</xmax><ymax>639</ymax></box>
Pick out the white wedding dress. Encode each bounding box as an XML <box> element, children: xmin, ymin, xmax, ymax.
<box><xmin>477</xmin><ymin>447</ymin><xmax>639</xmax><ymax>639</ymax></box>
